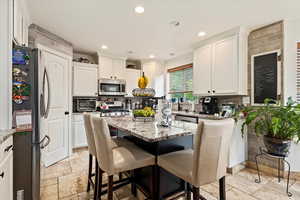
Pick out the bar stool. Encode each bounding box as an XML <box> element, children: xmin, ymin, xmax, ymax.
<box><xmin>83</xmin><ymin>113</ymin><xmax>135</xmax><ymax>200</ymax></box>
<box><xmin>158</xmin><ymin>119</ymin><xmax>234</xmax><ymax>200</ymax></box>
<box><xmin>91</xmin><ymin>116</ymin><xmax>156</xmax><ymax>200</ymax></box>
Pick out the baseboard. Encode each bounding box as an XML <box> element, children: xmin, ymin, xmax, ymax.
<box><xmin>246</xmin><ymin>161</ymin><xmax>300</xmax><ymax>181</ymax></box>
<box><xmin>227</xmin><ymin>163</ymin><xmax>246</xmax><ymax>175</ymax></box>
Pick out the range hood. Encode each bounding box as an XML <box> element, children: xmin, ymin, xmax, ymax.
<box><xmin>126</xmin><ymin>59</ymin><xmax>142</xmax><ymax>70</ymax></box>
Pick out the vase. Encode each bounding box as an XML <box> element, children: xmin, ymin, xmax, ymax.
<box><xmin>263</xmin><ymin>135</ymin><xmax>291</xmax><ymax>157</ymax></box>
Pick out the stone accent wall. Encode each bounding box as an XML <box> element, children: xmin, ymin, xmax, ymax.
<box><xmin>247</xmin><ymin>21</ymin><xmax>284</xmax><ymax>169</ymax></box>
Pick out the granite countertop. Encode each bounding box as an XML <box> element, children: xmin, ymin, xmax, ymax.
<box><xmin>0</xmin><ymin>129</ymin><xmax>15</xmax><ymax>145</ymax></box>
<box><xmin>106</xmin><ymin>116</ymin><xmax>198</xmax><ymax>142</ymax></box>
<box><xmin>172</xmin><ymin>111</ymin><xmax>229</xmax><ymax>120</ymax></box>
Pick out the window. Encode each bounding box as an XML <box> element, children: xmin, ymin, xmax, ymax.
<box><xmin>168</xmin><ymin>64</ymin><xmax>196</xmax><ymax>101</ymax></box>
<box><xmin>297</xmin><ymin>43</ymin><xmax>300</xmax><ymax>102</ymax></box>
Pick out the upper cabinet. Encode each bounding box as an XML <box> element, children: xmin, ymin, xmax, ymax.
<box><xmin>13</xmin><ymin>0</ymin><xmax>30</xmax><ymax>46</ymax></box>
<box><xmin>193</xmin><ymin>28</ymin><xmax>248</xmax><ymax>96</ymax></box>
<box><xmin>73</xmin><ymin>62</ymin><xmax>98</xmax><ymax>96</ymax></box>
<box><xmin>98</xmin><ymin>54</ymin><xmax>126</xmax><ymax>80</ymax></box>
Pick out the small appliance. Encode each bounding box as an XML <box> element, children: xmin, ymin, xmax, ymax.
<box><xmin>73</xmin><ymin>97</ymin><xmax>97</xmax><ymax>112</ymax></box>
<box><xmin>98</xmin><ymin>78</ymin><xmax>126</xmax><ymax>96</ymax></box>
<box><xmin>200</xmin><ymin>97</ymin><xmax>219</xmax><ymax>114</ymax></box>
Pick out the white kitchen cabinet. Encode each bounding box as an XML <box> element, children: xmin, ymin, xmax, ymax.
<box><xmin>73</xmin><ymin>62</ymin><xmax>98</xmax><ymax>96</ymax></box>
<box><xmin>212</xmin><ymin>36</ymin><xmax>238</xmax><ymax>95</ymax></box>
<box><xmin>0</xmin><ymin>138</ymin><xmax>13</xmax><ymax>200</ymax></box>
<box><xmin>99</xmin><ymin>55</ymin><xmax>113</xmax><ymax>79</ymax></box>
<box><xmin>98</xmin><ymin>54</ymin><xmax>126</xmax><ymax>80</ymax></box>
<box><xmin>193</xmin><ymin>28</ymin><xmax>247</xmax><ymax>96</ymax></box>
<box><xmin>72</xmin><ymin>114</ymin><xmax>87</xmax><ymax>148</ymax></box>
<box><xmin>13</xmin><ymin>0</ymin><xmax>29</xmax><ymax>46</ymax></box>
<box><xmin>113</xmin><ymin>59</ymin><xmax>126</xmax><ymax>80</ymax></box>
<box><xmin>193</xmin><ymin>45</ymin><xmax>212</xmax><ymax>95</ymax></box>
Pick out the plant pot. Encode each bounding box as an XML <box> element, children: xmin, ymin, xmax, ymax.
<box><xmin>263</xmin><ymin>135</ymin><xmax>291</xmax><ymax>157</ymax></box>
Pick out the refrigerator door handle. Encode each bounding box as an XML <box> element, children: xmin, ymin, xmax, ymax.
<box><xmin>40</xmin><ymin>68</ymin><xmax>51</xmax><ymax>118</ymax></box>
<box><xmin>40</xmin><ymin>135</ymin><xmax>51</xmax><ymax>149</ymax></box>
<box><xmin>44</xmin><ymin>68</ymin><xmax>51</xmax><ymax>118</ymax></box>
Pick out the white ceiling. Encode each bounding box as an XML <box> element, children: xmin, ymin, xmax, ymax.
<box><xmin>27</xmin><ymin>0</ymin><xmax>300</xmax><ymax>60</ymax></box>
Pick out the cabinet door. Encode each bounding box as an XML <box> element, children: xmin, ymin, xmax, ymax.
<box><xmin>125</xmin><ymin>69</ymin><xmax>140</xmax><ymax>96</ymax></box>
<box><xmin>0</xmin><ymin>152</ymin><xmax>13</xmax><ymax>200</ymax></box>
<box><xmin>73</xmin><ymin>63</ymin><xmax>98</xmax><ymax>96</ymax></box>
<box><xmin>72</xmin><ymin>121</ymin><xmax>87</xmax><ymax>148</ymax></box>
<box><xmin>113</xmin><ymin>59</ymin><xmax>126</xmax><ymax>80</ymax></box>
<box><xmin>193</xmin><ymin>45</ymin><xmax>212</xmax><ymax>95</ymax></box>
<box><xmin>212</xmin><ymin>36</ymin><xmax>238</xmax><ymax>95</ymax></box>
<box><xmin>99</xmin><ymin>56</ymin><xmax>113</xmax><ymax>79</ymax></box>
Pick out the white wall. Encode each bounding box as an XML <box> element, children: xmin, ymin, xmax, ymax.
<box><xmin>283</xmin><ymin>19</ymin><xmax>300</xmax><ymax>104</ymax></box>
<box><xmin>0</xmin><ymin>0</ymin><xmax>13</xmax><ymax>129</ymax></box>
<box><xmin>142</xmin><ymin>60</ymin><xmax>166</xmax><ymax>97</ymax></box>
<box><xmin>164</xmin><ymin>53</ymin><xmax>193</xmax><ymax>99</ymax></box>
<box><xmin>283</xmin><ymin>19</ymin><xmax>300</xmax><ymax>171</ymax></box>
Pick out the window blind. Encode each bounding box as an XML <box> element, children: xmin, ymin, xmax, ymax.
<box><xmin>169</xmin><ymin>66</ymin><xmax>193</xmax><ymax>93</ymax></box>
<box><xmin>297</xmin><ymin>43</ymin><xmax>300</xmax><ymax>102</ymax></box>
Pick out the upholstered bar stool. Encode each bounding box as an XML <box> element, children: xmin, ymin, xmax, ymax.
<box><xmin>91</xmin><ymin>116</ymin><xmax>156</xmax><ymax>200</ymax></box>
<box><xmin>158</xmin><ymin>119</ymin><xmax>234</xmax><ymax>200</ymax></box>
<box><xmin>83</xmin><ymin>113</ymin><xmax>134</xmax><ymax>199</ymax></box>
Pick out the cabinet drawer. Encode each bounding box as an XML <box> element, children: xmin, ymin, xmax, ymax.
<box><xmin>0</xmin><ymin>137</ymin><xmax>13</xmax><ymax>164</ymax></box>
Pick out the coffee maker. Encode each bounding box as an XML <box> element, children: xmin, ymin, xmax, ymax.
<box><xmin>200</xmin><ymin>97</ymin><xmax>219</xmax><ymax>114</ymax></box>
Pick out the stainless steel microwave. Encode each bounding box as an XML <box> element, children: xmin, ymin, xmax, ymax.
<box><xmin>98</xmin><ymin>78</ymin><xmax>126</xmax><ymax>96</ymax></box>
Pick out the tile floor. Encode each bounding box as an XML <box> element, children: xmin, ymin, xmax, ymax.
<box><xmin>41</xmin><ymin>148</ymin><xmax>300</xmax><ymax>200</ymax></box>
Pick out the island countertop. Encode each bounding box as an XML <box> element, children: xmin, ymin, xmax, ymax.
<box><xmin>106</xmin><ymin>116</ymin><xmax>198</xmax><ymax>142</ymax></box>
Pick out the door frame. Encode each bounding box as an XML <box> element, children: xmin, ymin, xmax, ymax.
<box><xmin>37</xmin><ymin>43</ymin><xmax>73</xmax><ymax>162</ymax></box>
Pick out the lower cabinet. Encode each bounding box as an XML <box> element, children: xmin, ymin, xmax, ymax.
<box><xmin>0</xmin><ymin>139</ymin><xmax>13</xmax><ymax>200</ymax></box>
<box><xmin>72</xmin><ymin>114</ymin><xmax>87</xmax><ymax>148</ymax></box>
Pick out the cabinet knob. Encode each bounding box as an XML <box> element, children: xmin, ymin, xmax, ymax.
<box><xmin>212</xmin><ymin>90</ymin><xmax>215</xmax><ymax>93</ymax></box>
<box><xmin>208</xmin><ymin>91</ymin><xmax>211</xmax><ymax>93</ymax></box>
<box><xmin>0</xmin><ymin>172</ymin><xmax>4</xmax><ymax>178</ymax></box>
<box><xmin>4</xmin><ymin>145</ymin><xmax>13</xmax><ymax>152</ymax></box>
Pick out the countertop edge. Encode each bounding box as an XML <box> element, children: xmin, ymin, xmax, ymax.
<box><xmin>0</xmin><ymin>129</ymin><xmax>15</xmax><ymax>145</ymax></box>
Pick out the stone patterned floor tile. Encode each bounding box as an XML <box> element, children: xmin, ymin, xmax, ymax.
<box><xmin>226</xmin><ymin>174</ymin><xmax>266</xmax><ymax>195</ymax></box>
<box><xmin>227</xmin><ymin>188</ymin><xmax>257</xmax><ymax>200</ymax></box>
<box><xmin>41</xmin><ymin>184</ymin><xmax>59</xmax><ymax>200</ymax></box>
<box><xmin>58</xmin><ymin>171</ymin><xmax>88</xmax><ymax>199</ymax></box>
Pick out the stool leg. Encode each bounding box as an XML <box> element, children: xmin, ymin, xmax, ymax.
<box><xmin>97</xmin><ymin>167</ymin><xmax>103</xmax><ymax>199</ymax></box>
<box><xmin>119</xmin><ymin>172</ymin><xmax>123</xmax><ymax>180</ymax></box>
<box><xmin>130</xmin><ymin>170</ymin><xmax>137</xmax><ymax>197</ymax></box>
<box><xmin>192</xmin><ymin>186</ymin><xmax>199</xmax><ymax>200</ymax></box>
<box><xmin>94</xmin><ymin>162</ymin><xmax>99</xmax><ymax>200</ymax></box>
<box><xmin>87</xmin><ymin>154</ymin><xmax>93</xmax><ymax>192</ymax></box>
<box><xmin>186</xmin><ymin>182</ymin><xmax>191</xmax><ymax>200</ymax></box>
<box><xmin>108</xmin><ymin>175</ymin><xmax>114</xmax><ymax>200</ymax></box>
<box><xmin>219</xmin><ymin>176</ymin><xmax>226</xmax><ymax>200</ymax></box>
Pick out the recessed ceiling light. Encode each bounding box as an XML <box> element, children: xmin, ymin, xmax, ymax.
<box><xmin>149</xmin><ymin>54</ymin><xmax>155</xmax><ymax>59</ymax></box>
<box><xmin>170</xmin><ymin>53</ymin><xmax>175</xmax><ymax>56</ymax></box>
<box><xmin>101</xmin><ymin>45</ymin><xmax>108</xmax><ymax>50</ymax></box>
<box><xmin>135</xmin><ymin>6</ymin><xmax>144</xmax><ymax>14</ymax></box>
<box><xmin>198</xmin><ymin>31</ymin><xmax>206</xmax><ymax>37</ymax></box>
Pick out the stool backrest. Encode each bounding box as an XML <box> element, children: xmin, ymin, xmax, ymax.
<box><xmin>91</xmin><ymin>116</ymin><xmax>114</xmax><ymax>172</ymax></box>
<box><xmin>83</xmin><ymin>113</ymin><xmax>97</xmax><ymax>156</ymax></box>
<box><xmin>192</xmin><ymin>119</ymin><xmax>234</xmax><ymax>186</ymax></box>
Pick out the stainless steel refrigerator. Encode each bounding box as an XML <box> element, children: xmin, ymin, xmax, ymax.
<box><xmin>12</xmin><ymin>45</ymin><xmax>50</xmax><ymax>200</ymax></box>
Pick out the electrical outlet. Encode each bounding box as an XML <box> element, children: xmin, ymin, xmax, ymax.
<box><xmin>17</xmin><ymin>190</ymin><xmax>24</xmax><ymax>200</ymax></box>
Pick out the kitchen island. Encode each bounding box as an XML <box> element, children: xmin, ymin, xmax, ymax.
<box><xmin>106</xmin><ymin>116</ymin><xmax>198</xmax><ymax>199</ymax></box>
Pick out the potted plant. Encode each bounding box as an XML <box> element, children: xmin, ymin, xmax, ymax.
<box><xmin>239</xmin><ymin>97</ymin><xmax>300</xmax><ymax>156</ymax></box>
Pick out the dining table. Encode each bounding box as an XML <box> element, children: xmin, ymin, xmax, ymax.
<box><xmin>106</xmin><ymin>116</ymin><xmax>198</xmax><ymax>200</ymax></box>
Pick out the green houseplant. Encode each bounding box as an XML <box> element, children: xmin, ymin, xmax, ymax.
<box><xmin>240</xmin><ymin>97</ymin><xmax>300</xmax><ymax>156</ymax></box>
